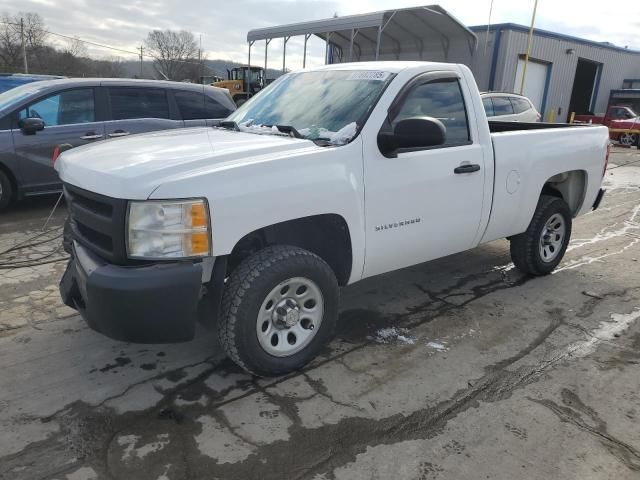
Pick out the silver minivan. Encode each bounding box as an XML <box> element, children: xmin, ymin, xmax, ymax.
<box><xmin>0</xmin><ymin>78</ymin><xmax>236</xmax><ymax>211</ymax></box>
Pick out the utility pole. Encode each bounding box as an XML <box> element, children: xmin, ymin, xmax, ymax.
<box><xmin>199</xmin><ymin>34</ymin><xmax>203</xmax><ymax>82</ymax></box>
<box><xmin>139</xmin><ymin>45</ymin><xmax>144</xmax><ymax>78</ymax></box>
<box><xmin>20</xmin><ymin>18</ymin><xmax>29</xmax><ymax>74</ymax></box>
<box><xmin>519</xmin><ymin>0</ymin><xmax>539</xmax><ymax>95</ymax></box>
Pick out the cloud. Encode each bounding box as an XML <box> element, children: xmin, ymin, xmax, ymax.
<box><xmin>1</xmin><ymin>0</ymin><xmax>638</xmax><ymax>68</ymax></box>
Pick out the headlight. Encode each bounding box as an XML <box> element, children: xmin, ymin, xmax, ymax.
<box><xmin>126</xmin><ymin>199</ymin><xmax>211</xmax><ymax>259</ymax></box>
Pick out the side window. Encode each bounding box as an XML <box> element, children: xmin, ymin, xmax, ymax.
<box><xmin>205</xmin><ymin>96</ymin><xmax>233</xmax><ymax>118</ymax></box>
<box><xmin>394</xmin><ymin>79</ymin><xmax>470</xmax><ymax>145</ymax></box>
<box><xmin>511</xmin><ymin>97</ymin><xmax>531</xmax><ymax>114</ymax></box>
<box><xmin>491</xmin><ymin>97</ymin><xmax>514</xmax><ymax>116</ymax></box>
<box><xmin>482</xmin><ymin>97</ymin><xmax>495</xmax><ymax>117</ymax></box>
<box><xmin>109</xmin><ymin>88</ymin><xmax>169</xmax><ymax>120</ymax></box>
<box><xmin>610</xmin><ymin>108</ymin><xmax>631</xmax><ymax>120</ymax></box>
<box><xmin>175</xmin><ymin>91</ymin><xmax>207</xmax><ymax>120</ymax></box>
<box><xmin>17</xmin><ymin>89</ymin><xmax>95</xmax><ymax>126</ymax></box>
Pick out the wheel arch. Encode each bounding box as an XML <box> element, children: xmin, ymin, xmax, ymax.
<box><xmin>541</xmin><ymin>169</ymin><xmax>588</xmax><ymax>216</ymax></box>
<box><xmin>227</xmin><ymin>213</ymin><xmax>353</xmax><ymax>286</ymax></box>
<box><xmin>0</xmin><ymin>160</ymin><xmax>19</xmax><ymax>201</ymax></box>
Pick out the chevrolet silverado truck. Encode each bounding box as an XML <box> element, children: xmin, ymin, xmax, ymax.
<box><xmin>57</xmin><ymin>62</ymin><xmax>609</xmax><ymax>376</ymax></box>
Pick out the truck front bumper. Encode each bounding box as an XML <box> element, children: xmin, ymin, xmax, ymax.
<box><xmin>60</xmin><ymin>242</ymin><xmax>205</xmax><ymax>343</ymax></box>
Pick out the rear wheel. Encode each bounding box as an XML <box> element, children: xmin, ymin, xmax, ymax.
<box><xmin>510</xmin><ymin>195</ymin><xmax>572</xmax><ymax>275</ymax></box>
<box><xmin>219</xmin><ymin>245</ymin><xmax>339</xmax><ymax>377</ymax></box>
<box><xmin>0</xmin><ymin>170</ymin><xmax>14</xmax><ymax>212</ymax></box>
<box><xmin>619</xmin><ymin>132</ymin><xmax>638</xmax><ymax>146</ymax></box>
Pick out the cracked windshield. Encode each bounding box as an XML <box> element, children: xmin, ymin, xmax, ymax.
<box><xmin>226</xmin><ymin>70</ymin><xmax>393</xmax><ymax>144</ymax></box>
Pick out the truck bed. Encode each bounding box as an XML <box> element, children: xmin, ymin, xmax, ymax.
<box><xmin>481</xmin><ymin>121</ymin><xmax>609</xmax><ymax>244</ymax></box>
<box><xmin>489</xmin><ymin>121</ymin><xmax>588</xmax><ymax>133</ymax></box>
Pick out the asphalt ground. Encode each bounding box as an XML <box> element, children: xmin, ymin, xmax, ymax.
<box><xmin>0</xmin><ymin>147</ymin><xmax>639</xmax><ymax>480</ymax></box>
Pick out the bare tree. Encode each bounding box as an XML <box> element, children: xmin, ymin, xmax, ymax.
<box><xmin>0</xmin><ymin>13</ymin><xmax>22</xmax><ymax>68</ymax></box>
<box><xmin>0</xmin><ymin>12</ymin><xmax>47</xmax><ymax>71</ymax></box>
<box><xmin>144</xmin><ymin>29</ymin><xmax>197</xmax><ymax>80</ymax></box>
<box><xmin>64</xmin><ymin>37</ymin><xmax>88</xmax><ymax>58</ymax></box>
<box><xmin>93</xmin><ymin>57</ymin><xmax>125</xmax><ymax>78</ymax></box>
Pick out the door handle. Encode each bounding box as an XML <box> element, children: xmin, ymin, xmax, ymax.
<box><xmin>454</xmin><ymin>163</ymin><xmax>481</xmax><ymax>174</ymax></box>
<box><xmin>108</xmin><ymin>130</ymin><xmax>130</xmax><ymax>138</ymax></box>
<box><xmin>80</xmin><ymin>133</ymin><xmax>103</xmax><ymax>140</ymax></box>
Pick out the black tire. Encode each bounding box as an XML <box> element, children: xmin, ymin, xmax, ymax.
<box><xmin>0</xmin><ymin>169</ymin><xmax>13</xmax><ymax>212</ymax></box>
<box><xmin>219</xmin><ymin>245</ymin><xmax>339</xmax><ymax>377</ymax></box>
<box><xmin>235</xmin><ymin>97</ymin><xmax>247</xmax><ymax>107</ymax></box>
<box><xmin>510</xmin><ymin>195</ymin><xmax>572</xmax><ymax>276</ymax></box>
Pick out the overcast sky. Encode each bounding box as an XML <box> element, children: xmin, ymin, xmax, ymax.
<box><xmin>1</xmin><ymin>0</ymin><xmax>638</xmax><ymax>69</ymax></box>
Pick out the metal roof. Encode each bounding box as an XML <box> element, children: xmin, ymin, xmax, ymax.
<box><xmin>247</xmin><ymin>5</ymin><xmax>477</xmax><ymax>62</ymax></box>
<box><xmin>470</xmin><ymin>23</ymin><xmax>640</xmax><ymax>55</ymax></box>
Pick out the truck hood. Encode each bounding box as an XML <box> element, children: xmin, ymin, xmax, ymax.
<box><xmin>56</xmin><ymin>127</ymin><xmax>317</xmax><ymax>199</ymax></box>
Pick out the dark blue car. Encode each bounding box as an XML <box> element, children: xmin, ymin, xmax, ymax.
<box><xmin>0</xmin><ymin>74</ymin><xmax>66</xmax><ymax>94</ymax></box>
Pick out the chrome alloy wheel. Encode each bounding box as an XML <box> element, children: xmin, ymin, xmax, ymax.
<box><xmin>539</xmin><ymin>213</ymin><xmax>566</xmax><ymax>262</ymax></box>
<box><xmin>256</xmin><ymin>277</ymin><xmax>324</xmax><ymax>357</ymax></box>
<box><xmin>619</xmin><ymin>132</ymin><xmax>638</xmax><ymax>146</ymax></box>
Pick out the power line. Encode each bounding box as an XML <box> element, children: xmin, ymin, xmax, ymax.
<box><xmin>0</xmin><ymin>20</ymin><xmax>209</xmax><ymax>68</ymax></box>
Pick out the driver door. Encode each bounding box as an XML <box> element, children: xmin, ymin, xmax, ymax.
<box><xmin>362</xmin><ymin>73</ymin><xmax>487</xmax><ymax>277</ymax></box>
<box><xmin>12</xmin><ymin>88</ymin><xmax>105</xmax><ymax>192</ymax></box>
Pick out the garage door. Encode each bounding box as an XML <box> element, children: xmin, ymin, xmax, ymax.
<box><xmin>513</xmin><ymin>58</ymin><xmax>549</xmax><ymax>113</ymax></box>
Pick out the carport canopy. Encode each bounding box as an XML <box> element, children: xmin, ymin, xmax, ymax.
<box><xmin>246</xmin><ymin>5</ymin><xmax>478</xmax><ymax>70</ymax></box>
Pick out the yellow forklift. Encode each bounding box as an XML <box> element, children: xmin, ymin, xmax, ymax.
<box><xmin>213</xmin><ymin>66</ymin><xmax>266</xmax><ymax>106</ymax></box>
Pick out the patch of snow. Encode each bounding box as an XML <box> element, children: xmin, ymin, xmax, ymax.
<box><xmin>118</xmin><ymin>434</ymin><xmax>140</xmax><ymax>461</ymax></box>
<box><xmin>492</xmin><ymin>263</ymin><xmax>515</xmax><ymax>273</ymax></box>
<box><xmin>565</xmin><ymin>308</ymin><xmax>640</xmax><ymax>358</ymax></box>
<box><xmin>555</xmin><ymin>237</ymin><xmax>639</xmax><ymax>273</ymax></box>
<box><xmin>426</xmin><ymin>341</ymin><xmax>449</xmax><ymax>352</ymax></box>
<box><xmin>603</xmin><ymin>166</ymin><xmax>640</xmax><ymax>191</ymax></box>
<box><xmin>368</xmin><ymin>327</ymin><xmax>416</xmax><ymax>345</ymax></box>
<box><xmin>568</xmin><ymin>203</ymin><xmax>639</xmax><ymax>252</ymax></box>
<box><xmin>298</xmin><ymin>122</ymin><xmax>358</xmax><ymax>145</ymax></box>
<box><xmin>238</xmin><ymin>121</ymin><xmax>289</xmax><ymax>137</ymax></box>
<box><xmin>135</xmin><ymin>433</ymin><xmax>170</xmax><ymax>459</ymax></box>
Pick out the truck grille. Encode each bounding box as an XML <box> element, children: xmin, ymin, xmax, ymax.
<box><xmin>64</xmin><ymin>183</ymin><xmax>128</xmax><ymax>263</ymax></box>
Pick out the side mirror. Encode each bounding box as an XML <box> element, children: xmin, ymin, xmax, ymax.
<box><xmin>378</xmin><ymin>116</ymin><xmax>446</xmax><ymax>157</ymax></box>
<box><xmin>19</xmin><ymin>117</ymin><xmax>45</xmax><ymax>135</ymax></box>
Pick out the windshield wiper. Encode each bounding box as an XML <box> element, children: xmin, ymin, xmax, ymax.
<box><xmin>218</xmin><ymin>120</ymin><xmax>239</xmax><ymax>131</ymax></box>
<box><xmin>272</xmin><ymin>125</ymin><xmax>303</xmax><ymax>139</ymax></box>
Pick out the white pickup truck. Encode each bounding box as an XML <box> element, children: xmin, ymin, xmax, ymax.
<box><xmin>57</xmin><ymin>61</ymin><xmax>609</xmax><ymax>376</ymax></box>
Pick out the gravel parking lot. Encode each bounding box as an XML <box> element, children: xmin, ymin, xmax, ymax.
<box><xmin>1</xmin><ymin>147</ymin><xmax>639</xmax><ymax>480</ymax></box>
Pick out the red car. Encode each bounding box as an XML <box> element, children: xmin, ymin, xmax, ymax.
<box><xmin>575</xmin><ymin>106</ymin><xmax>639</xmax><ymax>146</ymax></box>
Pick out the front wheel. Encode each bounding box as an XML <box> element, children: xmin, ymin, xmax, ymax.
<box><xmin>510</xmin><ymin>195</ymin><xmax>572</xmax><ymax>275</ymax></box>
<box><xmin>219</xmin><ymin>245</ymin><xmax>339</xmax><ymax>376</ymax></box>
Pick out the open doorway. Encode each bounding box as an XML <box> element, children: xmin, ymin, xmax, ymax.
<box><xmin>568</xmin><ymin>58</ymin><xmax>601</xmax><ymax>117</ymax></box>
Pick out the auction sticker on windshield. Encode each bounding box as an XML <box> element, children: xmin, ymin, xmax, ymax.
<box><xmin>347</xmin><ymin>71</ymin><xmax>392</xmax><ymax>81</ymax></box>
